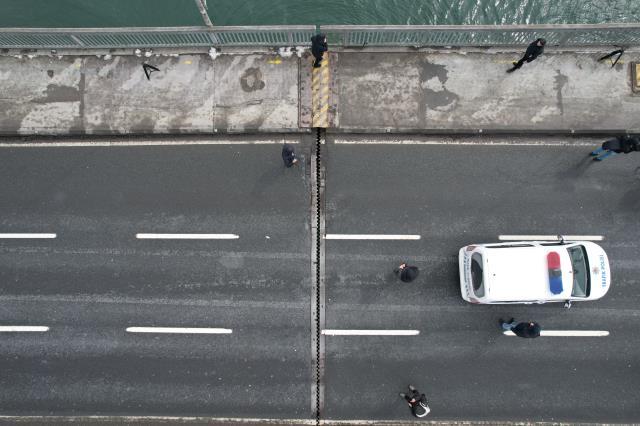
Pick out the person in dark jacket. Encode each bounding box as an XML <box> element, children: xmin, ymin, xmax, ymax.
<box><xmin>591</xmin><ymin>135</ymin><xmax>640</xmax><ymax>161</ymax></box>
<box><xmin>499</xmin><ymin>318</ymin><xmax>541</xmax><ymax>338</ymax></box>
<box><xmin>507</xmin><ymin>38</ymin><xmax>546</xmax><ymax>73</ymax></box>
<box><xmin>311</xmin><ymin>34</ymin><xmax>328</xmax><ymax>68</ymax></box>
<box><xmin>399</xmin><ymin>385</ymin><xmax>431</xmax><ymax>418</ymax></box>
<box><xmin>282</xmin><ymin>143</ymin><xmax>298</xmax><ymax>167</ymax></box>
<box><xmin>394</xmin><ymin>263</ymin><xmax>419</xmax><ymax>283</ymax></box>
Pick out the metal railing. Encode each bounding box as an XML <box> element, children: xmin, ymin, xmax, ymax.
<box><xmin>320</xmin><ymin>24</ymin><xmax>640</xmax><ymax>47</ymax></box>
<box><xmin>2</xmin><ymin>24</ymin><xmax>640</xmax><ymax>50</ymax></box>
<box><xmin>0</xmin><ymin>26</ymin><xmax>316</xmax><ymax>49</ymax></box>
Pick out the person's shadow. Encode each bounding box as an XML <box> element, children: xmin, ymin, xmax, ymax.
<box><xmin>553</xmin><ymin>154</ymin><xmax>593</xmax><ymax>193</ymax></box>
<box><xmin>617</xmin><ymin>166</ymin><xmax>640</xmax><ymax>211</ymax></box>
<box><xmin>250</xmin><ymin>154</ymin><xmax>305</xmax><ymax>198</ymax></box>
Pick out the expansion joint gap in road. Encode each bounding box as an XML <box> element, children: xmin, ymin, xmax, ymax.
<box><xmin>312</xmin><ymin>127</ymin><xmax>327</xmax><ymax>424</ymax></box>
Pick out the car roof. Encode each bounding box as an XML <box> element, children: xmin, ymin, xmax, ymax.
<box><xmin>482</xmin><ymin>243</ymin><xmax>573</xmax><ymax>302</ymax></box>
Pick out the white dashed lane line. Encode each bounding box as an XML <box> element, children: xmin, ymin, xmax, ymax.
<box><xmin>322</xmin><ymin>329</ymin><xmax>420</xmax><ymax>336</ymax></box>
<box><xmin>0</xmin><ymin>326</ymin><xmax>49</xmax><ymax>332</ymax></box>
<box><xmin>136</xmin><ymin>233</ymin><xmax>239</xmax><ymax>240</ymax></box>
<box><xmin>0</xmin><ymin>233</ymin><xmax>56</xmax><ymax>239</ymax></box>
<box><xmin>126</xmin><ymin>327</ymin><xmax>233</xmax><ymax>334</ymax></box>
<box><xmin>325</xmin><ymin>234</ymin><xmax>421</xmax><ymax>240</ymax></box>
<box><xmin>504</xmin><ymin>330</ymin><xmax>609</xmax><ymax>337</ymax></box>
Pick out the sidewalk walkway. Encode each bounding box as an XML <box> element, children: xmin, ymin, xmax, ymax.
<box><xmin>1</xmin><ymin>49</ymin><xmax>639</xmax><ymax>135</ymax></box>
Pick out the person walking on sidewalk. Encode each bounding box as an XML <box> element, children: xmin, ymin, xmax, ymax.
<box><xmin>591</xmin><ymin>135</ymin><xmax>640</xmax><ymax>161</ymax></box>
<box><xmin>399</xmin><ymin>385</ymin><xmax>431</xmax><ymax>418</ymax></box>
<box><xmin>281</xmin><ymin>143</ymin><xmax>298</xmax><ymax>167</ymax></box>
<box><xmin>507</xmin><ymin>38</ymin><xmax>546</xmax><ymax>73</ymax></box>
<box><xmin>500</xmin><ymin>318</ymin><xmax>541</xmax><ymax>338</ymax></box>
<box><xmin>394</xmin><ymin>263</ymin><xmax>419</xmax><ymax>283</ymax></box>
<box><xmin>311</xmin><ymin>34</ymin><xmax>328</xmax><ymax>68</ymax></box>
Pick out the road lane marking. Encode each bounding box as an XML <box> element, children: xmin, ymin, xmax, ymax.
<box><xmin>0</xmin><ymin>417</ymin><xmax>316</xmax><ymax>424</ymax></box>
<box><xmin>322</xmin><ymin>329</ymin><xmax>420</xmax><ymax>336</ymax></box>
<box><xmin>0</xmin><ymin>326</ymin><xmax>49</xmax><ymax>332</ymax></box>
<box><xmin>0</xmin><ymin>233</ymin><xmax>56</xmax><ymax>239</ymax></box>
<box><xmin>504</xmin><ymin>330</ymin><xmax>609</xmax><ymax>337</ymax></box>
<box><xmin>0</xmin><ymin>140</ymin><xmax>298</xmax><ymax>147</ymax></box>
<box><xmin>136</xmin><ymin>233</ymin><xmax>239</xmax><ymax>240</ymax></box>
<box><xmin>325</xmin><ymin>234</ymin><xmax>421</xmax><ymax>240</ymax></box>
<box><xmin>126</xmin><ymin>327</ymin><xmax>232</xmax><ymax>334</ymax></box>
<box><xmin>499</xmin><ymin>234</ymin><xmax>604</xmax><ymax>241</ymax></box>
<box><xmin>335</xmin><ymin>138</ymin><xmax>599</xmax><ymax>146</ymax></box>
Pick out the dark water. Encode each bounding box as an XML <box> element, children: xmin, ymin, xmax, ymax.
<box><xmin>1</xmin><ymin>0</ymin><xmax>639</xmax><ymax>27</ymax></box>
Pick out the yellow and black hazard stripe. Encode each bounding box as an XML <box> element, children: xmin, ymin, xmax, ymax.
<box><xmin>311</xmin><ymin>54</ymin><xmax>330</xmax><ymax>128</ymax></box>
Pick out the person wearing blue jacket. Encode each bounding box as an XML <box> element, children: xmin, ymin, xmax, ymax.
<box><xmin>591</xmin><ymin>135</ymin><xmax>640</xmax><ymax>161</ymax></box>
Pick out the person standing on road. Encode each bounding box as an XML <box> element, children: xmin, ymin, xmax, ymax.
<box><xmin>311</xmin><ymin>33</ymin><xmax>328</xmax><ymax>68</ymax></box>
<box><xmin>399</xmin><ymin>385</ymin><xmax>431</xmax><ymax>418</ymax></box>
<box><xmin>394</xmin><ymin>263</ymin><xmax>419</xmax><ymax>283</ymax></box>
<box><xmin>591</xmin><ymin>135</ymin><xmax>640</xmax><ymax>161</ymax></box>
<box><xmin>282</xmin><ymin>143</ymin><xmax>298</xmax><ymax>167</ymax></box>
<box><xmin>507</xmin><ymin>38</ymin><xmax>546</xmax><ymax>73</ymax></box>
<box><xmin>499</xmin><ymin>318</ymin><xmax>541</xmax><ymax>338</ymax></box>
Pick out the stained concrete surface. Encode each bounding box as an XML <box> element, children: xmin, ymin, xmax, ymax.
<box><xmin>335</xmin><ymin>51</ymin><xmax>640</xmax><ymax>132</ymax></box>
<box><xmin>0</xmin><ymin>54</ymin><xmax>300</xmax><ymax>135</ymax></box>
<box><xmin>1</xmin><ymin>49</ymin><xmax>639</xmax><ymax>134</ymax></box>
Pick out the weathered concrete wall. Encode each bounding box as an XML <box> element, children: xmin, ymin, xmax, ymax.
<box><xmin>1</xmin><ymin>50</ymin><xmax>640</xmax><ymax>135</ymax></box>
<box><xmin>0</xmin><ymin>54</ymin><xmax>300</xmax><ymax>135</ymax></box>
<box><xmin>335</xmin><ymin>52</ymin><xmax>640</xmax><ymax>132</ymax></box>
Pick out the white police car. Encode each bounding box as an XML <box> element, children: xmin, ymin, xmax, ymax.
<box><xmin>458</xmin><ymin>239</ymin><xmax>610</xmax><ymax>305</ymax></box>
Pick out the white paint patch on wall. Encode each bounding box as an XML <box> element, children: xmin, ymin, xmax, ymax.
<box><xmin>19</xmin><ymin>102</ymin><xmax>80</xmax><ymax>135</ymax></box>
<box><xmin>531</xmin><ymin>105</ymin><xmax>560</xmax><ymax>123</ymax></box>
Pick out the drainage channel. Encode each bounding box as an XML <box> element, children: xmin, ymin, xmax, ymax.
<box><xmin>310</xmin><ymin>127</ymin><xmax>326</xmax><ymax>425</ymax></box>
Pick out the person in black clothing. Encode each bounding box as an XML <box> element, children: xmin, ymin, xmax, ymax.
<box><xmin>507</xmin><ymin>38</ymin><xmax>546</xmax><ymax>73</ymax></box>
<box><xmin>311</xmin><ymin>34</ymin><xmax>328</xmax><ymax>68</ymax></box>
<box><xmin>394</xmin><ymin>263</ymin><xmax>419</xmax><ymax>283</ymax></box>
<box><xmin>499</xmin><ymin>318</ymin><xmax>541</xmax><ymax>338</ymax></box>
<box><xmin>281</xmin><ymin>143</ymin><xmax>298</xmax><ymax>167</ymax></box>
<box><xmin>591</xmin><ymin>135</ymin><xmax>640</xmax><ymax>161</ymax></box>
<box><xmin>399</xmin><ymin>385</ymin><xmax>431</xmax><ymax>418</ymax></box>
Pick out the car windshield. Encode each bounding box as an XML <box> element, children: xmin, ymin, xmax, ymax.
<box><xmin>568</xmin><ymin>245</ymin><xmax>590</xmax><ymax>297</ymax></box>
<box><xmin>471</xmin><ymin>253</ymin><xmax>484</xmax><ymax>297</ymax></box>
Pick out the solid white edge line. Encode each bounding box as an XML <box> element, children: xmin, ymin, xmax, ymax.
<box><xmin>322</xmin><ymin>329</ymin><xmax>420</xmax><ymax>336</ymax></box>
<box><xmin>325</xmin><ymin>234</ymin><xmax>421</xmax><ymax>240</ymax></box>
<box><xmin>504</xmin><ymin>330</ymin><xmax>609</xmax><ymax>337</ymax></box>
<box><xmin>0</xmin><ymin>140</ymin><xmax>298</xmax><ymax>147</ymax></box>
<box><xmin>499</xmin><ymin>235</ymin><xmax>604</xmax><ymax>241</ymax></box>
<box><xmin>136</xmin><ymin>233</ymin><xmax>239</xmax><ymax>240</ymax></box>
<box><xmin>0</xmin><ymin>233</ymin><xmax>57</xmax><ymax>239</ymax></box>
<box><xmin>126</xmin><ymin>327</ymin><xmax>232</xmax><ymax>334</ymax></box>
<box><xmin>335</xmin><ymin>139</ymin><xmax>598</xmax><ymax>146</ymax></box>
<box><xmin>0</xmin><ymin>417</ymin><xmax>319</xmax><ymax>425</ymax></box>
<box><xmin>0</xmin><ymin>326</ymin><xmax>49</xmax><ymax>332</ymax></box>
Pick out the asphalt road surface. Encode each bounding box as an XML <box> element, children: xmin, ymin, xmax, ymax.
<box><xmin>323</xmin><ymin>135</ymin><xmax>640</xmax><ymax>423</ymax></box>
<box><xmin>0</xmin><ymin>136</ymin><xmax>313</xmax><ymax>418</ymax></box>
<box><xmin>0</xmin><ymin>134</ymin><xmax>638</xmax><ymax>423</ymax></box>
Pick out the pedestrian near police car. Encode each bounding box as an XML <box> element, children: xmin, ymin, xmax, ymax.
<box><xmin>394</xmin><ymin>263</ymin><xmax>419</xmax><ymax>283</ymax></box>
<box><xmin>500</xmin><ymin>318</ymin><xmax>541</xmax><ymax>338</ymax></box>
